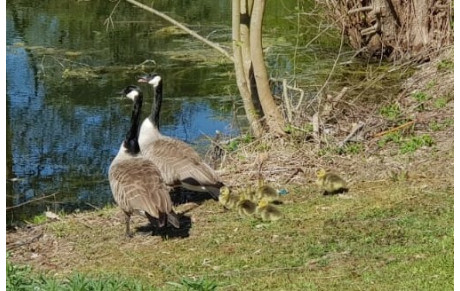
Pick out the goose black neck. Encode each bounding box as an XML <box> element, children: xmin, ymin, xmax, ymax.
<box><xmin>149</xmin><ymin>80</ymin><xmax>162</xmax><ymax>130</ymax></box>
<box><xmin>124</xmin><ymin>93</ymin><xmax>143</xmax><ymax>155</ymax></box>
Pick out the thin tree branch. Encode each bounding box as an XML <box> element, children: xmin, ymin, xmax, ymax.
<box><xmin>104</xmin><ymin>0</ymin><xmax>121</xmax><ymax>31</ymax></box>
<box><xmin>125</xmin><ymin>0</ymin><xmax>234</xmax><ymax>62</ymax></box>
<box><xmin>6</xmin><ymin>192</ymin><xmax>59</xmax><ymax>210</ymax></box>
<box><xmin>314</xmin><ymin>26</ymin><xmax>345</xmax><ymax>100</ymax></box>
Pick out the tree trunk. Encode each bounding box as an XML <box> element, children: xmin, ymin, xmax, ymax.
<box><xmin>128</xmin><ymin>0</ymin><xmax>286</xmax><ymax>137</ymax></box>
<box><xmin>324</xmin><ymin>0</ymin><xmax>453</xmax><ymax>61</ymax></box>
<box><xmin>232</xmin><ymin>0</ymin><xmax>263</xmax><ymax>137</ymax></box>
<box><xmin>250</xmin><ymin>0</ymin><xmax>286</xmax><ymax>136</ymax></box>
<box><xmin>240</xmin><ymin>0</ymin><xmax>253</xmax><ymax>86</ymax></box>
<box><xmin>240</xmin><ymin>0</ymin><xmax>264</xmax><ymax>128</ymax></box>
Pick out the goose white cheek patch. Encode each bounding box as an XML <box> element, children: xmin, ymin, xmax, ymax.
<box><xmin>126</xmin><ymin>90</ymin><xmax>139</xmax><ymax>101</ymax></box>
<box><xmin>149</xmin><ymin>76</ymin><xmax>162</xmax><ymax>87</ymax></box>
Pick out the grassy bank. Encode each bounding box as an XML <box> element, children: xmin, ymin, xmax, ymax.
<box><xmin>7</xmin><ymin>176</ymin><xmax>453</xmax><ymax>290</ymax></box>
<box><xmin>6</xmin><ymin>47</ymin><xmax>454</xmax><ymax>290</ymax></box>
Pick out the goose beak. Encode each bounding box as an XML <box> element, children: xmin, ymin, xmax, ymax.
<box><xmin>137</xmin><ymin>75</ymin><xmax>149</xmax><ymax>83</ymax></box>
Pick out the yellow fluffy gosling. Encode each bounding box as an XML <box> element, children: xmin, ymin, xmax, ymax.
<box><xmin>219</xmin><ymin>186</ymin><xmax>240</xmax><ymax>209</ymax></box>
<box><xmin>256</xmin><ymin>199</ymin><xmax>282</xmax><ymax>222</ymax></box>
<box><xmin>316</xmin><ymin>169</ymin><xmax>348</xmax><ymax>195</ymax></box>
<box><xmin>255</xmin><ymin>179</ymin><xmax>279</xmax><ymax>202</ymax></box>
<box><xmin>237</xmin><ymin>196</ymin><xmax>257</xmax><ymax>217</ymax></box>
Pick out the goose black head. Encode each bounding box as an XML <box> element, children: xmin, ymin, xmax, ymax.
<box><xmin>137</xmin><ymin>73</ymin><xmax>162</xmax><ymax>88</ymax></box>
<box><xmin>120</xmin><ymin>85</ymin><xmax>143</xmax><ymax>155</ymax></box>
<box><xmin>121</xmin><ymin>85</ymin><xmax>142</xmax><ymax>101</ymax></box>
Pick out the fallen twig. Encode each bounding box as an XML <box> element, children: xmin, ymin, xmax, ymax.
<box><xmin>338</xmin><ymin>121</ymin><xmax>365</xmax><ymax>147</ymax></box>
<box><xmin>372</xmin><ymin>120</ymin><xmax>415</xmax><ymax>138</ymax></box>
<box><xmin>7</xmin><ymin>232</ymin><xmax>43</xmax><ymax>251</ymax></box>
<box><xmin>283</xmin><ymin>168</ymin><xmax>304</xmax><ymax>185</ymax></box>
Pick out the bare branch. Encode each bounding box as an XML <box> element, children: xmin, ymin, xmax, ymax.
<box><xmin>282</xmin><ymin>79</ymin><xmax>292</xmax><ymax>122</ymax></box>
<box><xmin>104</xmin><ymin>0</ymin><xmax>121</xmax><ymax>31</ymax></box>
<box><xmin>6</xmin><ymin>192</ymin><xmax>59</xmax><ymax>210</ymax></box>
<box><xmin>125</xmin><ymin>0</ymin><xmax>234</xmax><ymax>62</ymax></box>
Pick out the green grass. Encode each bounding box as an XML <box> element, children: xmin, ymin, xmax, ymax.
<box><xmin>434</xmin><ymin>97</ymin><xmax>448</xmax><ymax>109</ymax></box>
<box><xmin>380</xmin><ymin>104</ymin><xmax>401</xmax><ymax>121</ymax></box>
<box><xmin>378</xmin><ymin>133</ymin><xmax>435</xmax><ymax>154</ymax></box>
<box><xmin>7</xmin><ymin>180</ymin><xmax>453</xmax><ymax>290</ymax></box>
<box><xmin>30</xmin><ymin>213</ymin><xmax>48</xmax><ymax>224</ymax></box>
<box><xmin>412</xmin><ymin>91</ymin><xmax>429</xmax><ymax>102</ymax></box>
<box><xmin>7</xmin><ymin>254</ymin><xmax>155</xmax><ymax>290</ymax></box>
<box><xmin>411</xmin><ymin>91</ymin><xmax>430</xmax><ymax>111</ymax></box>
<box><xmin>341</xmin><ymin>142</ymin><xmax>364</xmax><ymax>155</ymax></box>
<box><xmin>225</xmin><ymin>134</ymin><xmax>255</xmax><ymax>152</ymax></box>
<box><xmin>399</xmin><ymin>134</ymin><xmax>435</xmax><ymax>154</ymax></box>
<box><xmin>430</xmin><ymin>118</ymin><xmax>454</xmax><ymax>131</ymax></box>
<box><xmin>378</xmin><ymin>132</ymin><xmax>402</xmax><ymax>147</ymax></box>
<box><xmin>166</xmin><ymin>277</ymin><xmax>218</xmax><ymax>290</ymax></box>
<box><xmin>437</xmin><ymin>59</ymin><xmax>454</xmax><ymax>71</ymax></box>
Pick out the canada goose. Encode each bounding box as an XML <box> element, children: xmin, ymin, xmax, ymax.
<box><xmin>108</xmin><ymin>85</ymin><xmax>179</xmax><ymax>237</ymax></box>
<box><xmin>237</xmin><ymin>196</ymin><xmax>257</xmax><ymax>217</ymax></box>
<box><xmin>256</xmin><ymin>199</ymin><xmax>282</xmax><ymax>222</ymax></box>
<box><xmin>137</xmin><ymin>73</ymin><xmax>223</xmax><ymax>198</ymax></box>
<box><xmin>315</xmin><ymin>169</ymin><xmax>348</xmax><ymax>195</ymax></box>
<box><xmin>218</xmin><ymin>186</ymin><xmax>239</xmax><ymax>210</ymax></box>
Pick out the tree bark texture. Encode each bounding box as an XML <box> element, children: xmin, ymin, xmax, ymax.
<box><xmin>324</xmin><ymin>0</ymin><xmax>453</xmax><ymax>61</ymax></box>
<box><xmin>250</xmin><ymin>0</ymin><xmax>286</xmax><ymax>136</ymax></box>
<box><xmin>232</xmin><ymin>0</ymin><xmax>263</xmax><ymax>137</ymax></box>
<box><xmin>240</xmin><ymin>0</ymin><xmax>264</xmax><ymax>127</ymax></box>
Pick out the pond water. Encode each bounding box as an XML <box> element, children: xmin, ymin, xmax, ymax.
<box><xmin>6</xmin><ymin>0</ymin><xmax>339</xmax><ymax>222</ymax></box>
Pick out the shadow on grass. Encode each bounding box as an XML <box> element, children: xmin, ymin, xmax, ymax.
<box><xmin>134</xmin><ymin>187</ymin><xmax>218</xmax><ymax>239</ymax></box>
<box><xmin>322</xmin><ymin>188</ymin><xmax>349</xmax><ymax>196</ymax></box>
<box><xmin>135</xmin><ymin>214</ymin><xmax>192</xmax><ymax>239</ymax></box>
<box><xmin>170</xmin><ymin>187</ymin><xmax>217</xmax><ymax>205</ymax></box>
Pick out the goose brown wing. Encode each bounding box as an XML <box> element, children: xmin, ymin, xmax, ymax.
<box><xmin>142</xmin><ymin>138</ymin><xmax>221</xmax><ymax>187</ymax></box>
<box><xmin>109</xmin><ymin>158</ymin><xmax>172</xmax><ymax>218</ymax></box>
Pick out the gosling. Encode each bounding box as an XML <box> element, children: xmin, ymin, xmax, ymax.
<box><xmin>237</xmin><ymin>196</ymin><xmax>257</xmax><ymax>217</ymax></box>
<box><xmin>316</xmin><ymin>169</ymin><xmax>348</xmax><ymax>195</ymax></box>
<box><xmin>219</xmin><ymin>186</ymin><xmax>240</xmax><ymax>210</ymax></box>
<box><xmin>256</xmin><ymin>199</ymin><xmax>282</xmax><ymax>222</ymax></box>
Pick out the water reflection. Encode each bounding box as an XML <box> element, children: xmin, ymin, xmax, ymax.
<box><xmin>6</xmin><ymin>0</ymin><xmax>239</xmax><ymax>222</ymax></box>
<box><xmin>6</xmin><ymin>0</ymin><xmax>325</xmax><ymax>222</ymax></box>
